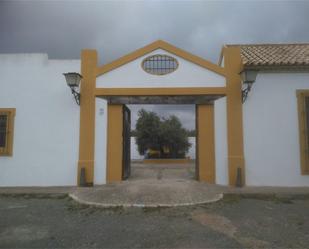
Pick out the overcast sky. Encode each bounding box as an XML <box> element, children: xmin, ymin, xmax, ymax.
<box><xmin>1</xmin><ymin>0</ymin><xmax>309</xmax><ymax>129</ymax></box>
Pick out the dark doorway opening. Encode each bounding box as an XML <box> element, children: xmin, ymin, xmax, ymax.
<box><xmin>122</xmin><ymin>105</ymin><xmax>131</xmax><ymax>180</ymax></box>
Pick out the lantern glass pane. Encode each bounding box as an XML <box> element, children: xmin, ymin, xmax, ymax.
<box><xmin>242</xmin><ymin>70</ymin><xmax>257</xmax><ymax>83</ymax></box>
<box><xmin>246</xmin><ymin>71</ymin><xmax>257</xmax><ymax>82</ymax></box>
<box><xmin>64</xmin><ymin>73</ymin><xmax>81</xmax><ymax>88</ymax></box>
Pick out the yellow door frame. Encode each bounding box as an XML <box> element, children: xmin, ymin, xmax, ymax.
<box><xmin>106</xmin><ymin>102</ymin><xmax>217</xmax><ymax>183</ymax></box>
<box><xmin>106</xmin><ymin>104</ymin><xmax>123</xmax><ymax>182</ymax></box>
<box><xmin>196</xmin><ymin>104</ymin><xmax>216</xmax><ymax>183</ymax></box>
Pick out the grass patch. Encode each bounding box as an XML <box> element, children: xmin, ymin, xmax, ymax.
<box><xmin>221</xmin><ymin>194</ymin><xmax>242</xmax><ymax>203</ymax></box>
<box><xmin>223</xmin><ymin>193</ymin><xmax>309</xmax><ymax>204</ymax></box>
<box><xmin>66</xmin><ymin>199</ymin><xmax>127</xmax><ymax>215</ymax></box>
<box><xmin>142</xmin><ymin>206</ymin><xmax>170</xmax><ymax>213</ymax></box>
<box><xmin>0</xmin><ymin>193</ymin><xmax>68</xmax><ymax>199</ymax></box>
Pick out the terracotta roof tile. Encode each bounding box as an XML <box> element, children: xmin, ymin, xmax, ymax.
<box><xmin>227</xmin><ymin>44</ymin><xmax>309</xmax><ymax>68</ymax></box>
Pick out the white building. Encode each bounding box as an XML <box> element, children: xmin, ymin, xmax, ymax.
<box><xmin>0</xmin><ymin>40</ymin><xmax>309</xmax><ymax>187</ymax></box>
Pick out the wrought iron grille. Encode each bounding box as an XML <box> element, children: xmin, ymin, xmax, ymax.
<box><xmin>142</xmin><ymin>54</ymin><xmax>178</xmax><ymax>75</ymax></box>
<box><xmin>0</xmin><ymin>114</ymin><xmax>8</xmax><ymax>148</ymax></box>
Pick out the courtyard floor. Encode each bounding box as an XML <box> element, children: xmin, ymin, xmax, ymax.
<box><xmin>0</xmin><ymin>194</ymin><xmax>309</xmax><ymax>248</ymax></box>
<box><xmin>69</xmin><ymin>162</ymin><xmax>222</xmax><ymax>207</ymax></box>
<box><xmin>129</xmin><ymin>161</ymin><xmax>196</xmax><ymax>181</ymax></box>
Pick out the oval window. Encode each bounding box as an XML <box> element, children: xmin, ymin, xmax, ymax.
<box><xmin>142</xmin><ymin>54</ymin><xmax>178</xmax><ymax>75</ymax></box>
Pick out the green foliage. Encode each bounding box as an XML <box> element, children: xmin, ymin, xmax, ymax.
<box><xmin>135</xmin><ymin>109</ymin><xmax>191</xmax><ymax>158</ymax></box>
<box><xmin>186</xmin><ymin>129</ymin><xmax>196</xmax><ymax>137</ymax></box>
<box><xmin>130</xmin><ymin>130</ymin><xmax>138</xmax><ymax>137</ymax></box>
<box><xmin>135</xmin><ymin>109</ymin><xmax>162</xmax><ymax>155</ymax></box>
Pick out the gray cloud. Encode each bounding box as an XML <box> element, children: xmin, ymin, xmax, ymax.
<box><xmin>1</xmin><ymin>0</ymin><xmax>309</xmax><ymax>127</ymax></box>
<box><xmin>1</xmin><ymin>1</ymin><xmax>309</xmax><ymax>64</ymax></box>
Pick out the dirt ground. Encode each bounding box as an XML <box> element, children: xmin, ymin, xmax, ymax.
<box><xmin>0</xmin><ymin>194</ymin><xmax>309</xmax><ymax>248</ymax></box>
<box><xmin>129</xmin><ymin>162</ymin><xmax>196</xmax><ymax>181</ymax></box>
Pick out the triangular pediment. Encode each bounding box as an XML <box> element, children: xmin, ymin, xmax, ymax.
<box><xmin>96</xmin><ymin>40</ymin><xmax>225</xmax><ymax>77</ymax></box>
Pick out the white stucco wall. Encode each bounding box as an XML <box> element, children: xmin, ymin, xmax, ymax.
<box><xmin>96</xmin><ymin>49</ymin><xmax>225</xmax><ymax>88</ymax></box>
<box><xmin>131</xmin><ymin>137</ymin><xmax>143</xmax><ymax>160</ymax></box>
<box><xmin>187</xmin><ymin>137</ymin><xmax>196</xmax><ymax>159</ymax></box>
<box><xmin>5</xmin><ymin>52</ymin><xmax>308</xmax><ymax>187</ymax></box>
<box><xmin>94</xmin><ymin>97</ymin><xmax>108</xmax><ymax>184</ymax></box>
<box><xmin>214</xmin><ymin>97</ymin><xmax>228</xmax><ymax>185</ymax></box>
<box><xmin>0</xmin><ymin>54</ymin><xmax>80</xmax><ymax>186</ymax></box>
<box><xmin>243</xmin><ymin>72</ymin><xmax>309</xmax><ymax>186</ymax></box>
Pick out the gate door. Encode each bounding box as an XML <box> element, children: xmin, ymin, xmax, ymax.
<box><xmin>122</xmin><ymin>105</ymin><xmax>131</xmax><ymax>180</ymax></box>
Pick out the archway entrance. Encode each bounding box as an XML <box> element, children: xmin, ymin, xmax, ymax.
<box><xmin>78</xmin><ymin>40</ymin><xmax>245</xmax><ymax>187</ymax></box>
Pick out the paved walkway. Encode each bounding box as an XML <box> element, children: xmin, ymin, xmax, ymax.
<box><xmin>1</xmin><ymin>163</ymin><xmax>309</xmax><ymax>207</ymax></box>
<box><xmin>69</xmin><ymin>162</ymin><xmax>224</xmax><ymax>207</ymax></box>
<box><xmin>70</xmin><ymin>180</ymin><xmax>223</xmax><ymax>207</ymax></box>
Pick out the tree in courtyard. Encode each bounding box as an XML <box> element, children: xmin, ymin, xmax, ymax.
<box><xmin>135</xmin><ymin>109</ymin><xmax>191</xmax><ymax>158</ymax></box>
<box><xmin>135</xmin><ymin>109</ymin><xmax>162</xmax><ymax>155</ymax></box>
<box><xmin>159</xmin><ymin>115</ymin><xmax>191</xmax><ymax>158</ymax></box>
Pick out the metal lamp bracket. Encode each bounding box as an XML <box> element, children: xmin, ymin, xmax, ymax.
<box><xmin>70</xmin><ymin>87</ymin><xmax>80</xmax><ymax>105</ymax></box>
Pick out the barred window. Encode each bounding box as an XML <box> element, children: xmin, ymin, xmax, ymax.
<box><xmin>0</xmin><ymin>115</ymin><xmax>8</xmax><ymax>147</ymax></box>
<box><xmin>142</xmin><ymin>54</ymin><xmax>178</xmax><ymax>75</ymax></box>
<box><xmin>0</xmin><ymin>109</ymin><xmax>16</xmax><ymax>156</ymax></box>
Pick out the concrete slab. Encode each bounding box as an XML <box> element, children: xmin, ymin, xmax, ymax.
<box><xmin>69</xmin><ymin>180</ymin><xmax>223</xmax><ymax>207</ymax></box>
<box><xmin>69</xmin><ymin>162</ymin><xmax>222</xmax><ymax>208</ymax></box>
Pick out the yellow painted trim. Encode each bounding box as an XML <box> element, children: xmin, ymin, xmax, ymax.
<box><xmin>296</xmin><ymin>90</ymin><xmax>309</xmax><ymax>175</ymax></box>
<box><xmin>196</xmin><ymin>104</ymin><xmax>216</xmax><ymax>183</ymax></box>
<box><xmin>143</xmin><ymin>158</ymin><xmax>191</xmax><ymax>164</ymax></box>
<box><xmin>78</xmin><ymin>50</ymin><xmax>97</xmax><ymax>185</ymax></box>
<box><xmin>224</xmin><ymin>46</ymin><xmax>246</xmax><ymax>186</ymax></box>
<box><xmin>218</xmin><ymin>45</ymin><xmax>227</xmax><ymax>66</ymax></box>
<box><xmin>0</xmin><ymin>108</ymin><xmax>16</xmax><ymax>156</ymax></box>
<box><xmin>107</xmin><ymin>104</ymin><xmax>123</xmax><ymax>182</ymax></box>
<box><xmin>95</xmin><ymin>87</ymin><xmax>226</xmax><ymax>96</ymax></box>
<box><xmin>96</xmin><ymin>40</ymin><xmax>226</xmax><ymax>77</ymax></box>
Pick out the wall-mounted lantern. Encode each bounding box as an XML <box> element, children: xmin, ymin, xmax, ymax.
<box><xmin>241</xmin><ymin>70</ymin><xmax>258</xmax><ymax>103</ymax></box>
<box><xmin>63</xmin><ymin>72</ymin><xmax>83</xmax><ymax>105</ymax></box>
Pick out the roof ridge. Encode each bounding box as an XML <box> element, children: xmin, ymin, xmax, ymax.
<box><xmin>225</xmin><ymin>43</ymin><xmax>309</xmax><ymax>47</ymax></box>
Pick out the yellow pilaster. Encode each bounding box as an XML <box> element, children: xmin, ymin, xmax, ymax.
<box><xmin>78</xmin><ymin>50</ymin><xmax>97</xmax><ymax>185</ymax></box>
<box><xmin>196</xmin><ymin>104</ymin><xmax>216</xmax><ymax>183</ymax></box>
<box><xmin>107</xmin><ymin>104</ymin><xmax>123</xmax><ymax>183</ymax></box>
<box><xmin>224</xmin><ymin>46</ymin><xmax>245</xmax><ymax>186</ymax></box>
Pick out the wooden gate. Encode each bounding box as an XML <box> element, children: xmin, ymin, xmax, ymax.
<box><xmin>122</xmin><ymin>105</ymin><xmax>131</xmax><ymax>180</ymax></box>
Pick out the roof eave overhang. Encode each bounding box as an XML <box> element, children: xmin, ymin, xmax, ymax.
<box><xmin>243</xmin><ymin>65</ymin><xmax>309</xmax><ymax>72</ymax></box>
